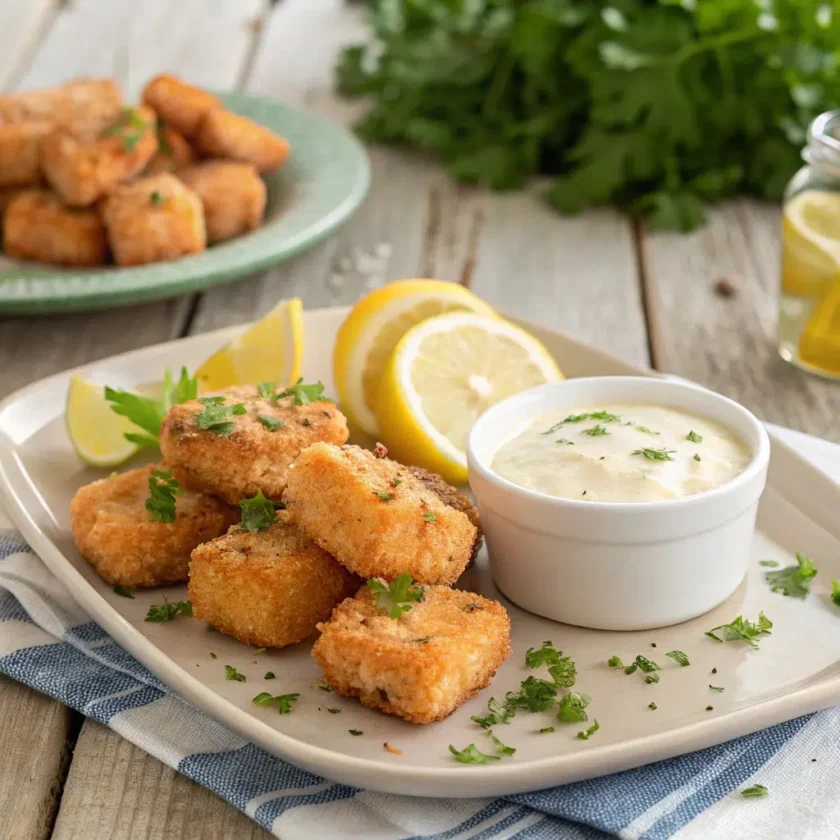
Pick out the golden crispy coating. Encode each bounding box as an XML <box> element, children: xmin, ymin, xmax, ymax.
<box><xmin>0</xmin><ymin>186</ymin><xmax>26</xmax><ymax>218</ymax></box>
<box><xmin>70</xmin><ymin>464</ymin><xmax>238</xmax><ymax>588</ymax></box>
<box><xmin>284</xmin><ymin>444</ymin><xmax>477</xmax><ymax>585</ymax></box>
<box><xmin>101</xmin><ymin>172</ymin><xmax>206</xmax><ymax>266</ymax></box>
<box><xmin>0</xmin><ymin>121</ymin><xmax>49</xmax><ymax>187</ymax></box>
<box><xmin>195</xmin><ymin>108</ymin><xmax>289</xmax><ymax>172</ymax></box>
<box><xmin>141</xmin><ymin>74</ymin><xmax>221</xmax><ymax>138</ymax></box>
<box><xmin>143</xmin><ymin>124</ymin><xmax>196</xmax><ymax>175</ymax></box>
<box><xmin>312</xmin><ymin>584</ymin><xmax>511</xmax><ymax>724</ymax></box>
<box><xmin>160</xmin><ymin>385</ymin><xmax>349</xmax><ymax>505</ymax></box>
<box><xmin>3</xmin><ymin>189</ymin><xmax>107</xmax><ymax>266</ymax></box>
<box><xmin>178</xmin><ymin>161</ymin><xmax>266</xmax><ymax>244</ymax></box>
<box><xmin>41</xmin><ymin>106</ymin><xmax>158</xmax><ymax>206</ymax></box>
<box><xmin>189</xmin><ymin>511</ymin><xmax>360</xmax><ymax>648</ymax></box>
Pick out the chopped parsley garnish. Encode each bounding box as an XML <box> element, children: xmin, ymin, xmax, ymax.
<box><xmin>488</xmin><ymin>732</ymin><xmax>516</xmax><ymax>755</ymax></box>
<box><xmin>253</xmin><ymin>692</ymin><xmax>299</xmax><ymax>713</ymax></box>
<box><xmin>555</xmin><ymin>438</ymin><xmax>574</xmax><ymax>446</ymax></box>
<box><xmin>349</xmin><ymin>729</ymin><xmax>363</xmax><ymax>736</ymax></box>
<box><xmin>145</xmin><ymin>600</ymin><xmax>192</xmax><ymax>622</ymax></box>
<box><xmin>113</xmin><ymin>584</ymin><xmax>134</xmax><ymax>599</ymax></box>
<box><xmin>632</xmin><ymin>448</ymin><xmax>676</xmax><ymax>462</ymax></box>
<box><xmin>709</xmin><ymin>684</ymin><xmax>724</xmax><ymax>692</ymax></box>
<box><xmin>376</xmin><ymin>492</ymin><xmax>393</xmax><ymax>501</ymax></box>
<box><xmin>105</xmin><ymin>366</ymin><xmax>197</xmax><ymax>449</ymax></box>
<box><xmin>636</xmin><ymin>425</ymin><xmax>660</xmax><ymax>435</ymax></box>
<box><xmin>607</xmin><ymin>655</ymin><xmax>623</xmax><ymax>668</ymax></box>
<box><xmin>581</xmin><ymin>424</ymin><xmax>609</xmax><ymax>436</ymax></box>
<box><xmin>542</xmin><ymin>411</ymin><xmax>620</xmax><ymax>434</ymax></box>
<box><xmin>645</xmin><ymin>673</ymin><xmax>660</xmax><ymax>684</ymax></box>
<box><xmin>741</xmin><ymin>784</ymin><xmax>768</xmax><ymax>798</ymax></box>
<box><xmin>194</xmin><ymin>397</ymin><xmax>241</xmax><ymax>436</ymax></box>
<box><xmin>577</xmin><ymin>720</ymin><xmax>599</xmax><ymax>740</ymax></box>
<box><xmin>264</xmin><ymin>672</ymin><xmax>275</xmax><ymax>679</ymax></box>
<box><xmin>146</xmin><ymin>468</ymin><xmax>179</xmax><ymax>523</ymax></box>
<box><xmin>150</xmin><ymin>190</ymin><xmax>163</xmax><ymax>206</ymax></box>
<box><xmin>705</xmin><ymin>705</ymin><xmax>714</xmax><ymax>711</ymax></box>
<box><xmin>257</xmin><ymin>381</ymin><xmax>276</xmax><ymax>399</ymax></box>
<box><xmin>525</xmin><ymin>641</ymin><xmax>576</xmax><ymax>687</ymax></box>
<box><xmin>665</xmin><ymin>650</ymin><xmax>690</xmax><ymax>667</ymax></box>
<box><xmin>539</xmin><ymin>726</ymin><xmax>555</xmax><ymax>734</ymax></box>
<box><xmin>759</xmin><ymin>560</ymin><xmax>779</xmax><ymax>568</ymax></box>
<box><xmin>239</xmin><ymin>491</ymin><xmax>281</xmax><ymax>532</ymax></box>
<box><xmin>764</xmin><ymin>552</ymin><xmax>817</xmax><ymax>599</ymax></box>
<box><xmin>557</xmin><ymin>691</ymin><xmax>590</xmax><ymax>723</ymax></box>
<box><xmin>253</xmin><ymin>647</ymin><xmax>266</xmax><ymax>655</ymax></box>
<box><xmin>648</xmin><ymin>702</ymin><xmax>657</xmax><ymax>710</ymax></box>
<box><xmin>274</xmin><ymin>378</ymin><xmax>332</xmax><ymax>406</ymax></box>
<box><xmin>225</xmin><ymin>665</ymin><xmax>246</xmax><ymax>682</ymax></box>
<box><xmin>327</xmin><ymin>708</ymin><xmax>341</xmax><ymax>714</ymax></box>
<box><xmin>414</xmin><ymin>635</ymin><xmax>432</xmax><ymax>644</ymax></box>
<box><xmin>624</xmin><ymin>664</ymin><xmax>638</xmax><ymax>675</ymax></box>
<box><xmin>831</xmin><ymin>579</ymin><xmax>840</xmax><ymax>607</ymax></box>
<box><xmin>705</xmin><ymin>612</ymin><xmax>772</xmax><ymax>649</ymax></box>
<box><xmin>506</xmin><ymin>677</ymin><xmax>558</xmax><ymax>713</ymax></box>
<box><xmin>258</xmin><ymin>414</ymin><xmax>285</xmax><ymax>432</ymax></box>
<box><xmin>686</xmin><ymin>430</ymin><xmax>703</xmax><ymax>443</ymax></box>
<box><xmin>423</xmin><ymin>511</ymin><xmax>436</xmax><ymax>522</ymax></box>
<box><xmin>391</xmin><ymin>478</ymin><xmax>402</xmax><ymax>487</ymax></box>
<box><xmin>368</xmin><ymin>574</ymin><xmax>424</xmax><ymax>618</ymax></box>
<box><xmin>449</xmin><ymin>743</ymin><xmax>500</xmax><ymax>764</ymax></box>
<box><xmin>693</xmin><ymin>454</ymin><xmax>701</xmax><ymax>462</ymax></box>
<box><xmin>634</xmin><ymin>655</ymin><xmax>661</xmax><ymax>673</ymax></box>
<box><xmin>209</xmin><ymin>652</ymin><xmax>217</xmax><ymax>659</ymax></box>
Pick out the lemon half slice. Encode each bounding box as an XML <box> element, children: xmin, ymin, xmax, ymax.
<box><xmin>375</xmin><ymin>312</ymin><xmax>563</xmax><ymax>484</ymax></box>
<box><xmin>195</xmin><ymin>297</ymin><xmax>303</xmax><ymax>391</ymax></box>
<box><xmin>66</xmin><ymin>376</ymin><xmax>143</xmax><ymax>467</ymax></box>
<box><xmin>782</xmin><ymin>190</ymin><xmax>840</xmax><ymax>298</ymax></box>
<box><xmin>333</xmin><ymin>280</ymin><xmax>497</xmax><ymax>435</ymax></box>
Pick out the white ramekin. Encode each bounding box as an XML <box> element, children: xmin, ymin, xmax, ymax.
<box><xmin>467</xmin><ymin>377</ymin><xmax>771</xmax><ymax>630</ymax></box>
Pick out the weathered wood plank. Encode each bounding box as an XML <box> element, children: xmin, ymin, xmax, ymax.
<box><xmin>0</xmin><ymin>674</ymin><xmax>75</xmax><ymax>840</ymax></box>
<box><xmin>51</xmin><ymin>720</ymin><xmax>271</xmax><ymax>840</ymax></box>
<box><xmin>0</xmin><ymin>0</ymin><xmax>58</xmax><ymax>91</ymax></box>
<box><xmin>641</xmin><ymin>199</ymin><xmax>840</xmax><ymax>441</ymax></box>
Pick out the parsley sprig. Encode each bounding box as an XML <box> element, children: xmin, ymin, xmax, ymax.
<box><xmin>253</xmin><ymin>692</ymin><xmax>299</xmax><ymax>714</ymax></box>
<box><xmin>764</xmin><ymin>552</ymin><xmax>817</xmax><ymax>599</ymax></box>
<box><xmin>146</xmin><ymin>468</ymin><xmax>179</xmax><ymax>523</ymax></box>
<box><xmin>705</xmin><ymin>612</ymin><xmax>772</xmax><ymax>650</ymax></box>
<box><xmin>831</xmin><ymin>580</ymin><xmax>840</xmax><ymax>608</ymax></box>
<box><xmin>367</xmin><ymin>574</ymin><xmax>425</xmax><ymax>618</ymax></box>
<box><xmin>632</xmin><ymin>448</ymin><xmax>676</xmax><ymax>462</ymax></box>
<box><xmin>239</xmin><ymin>491</ymin><xmax>282</xmax><ymax>532</ymax></box>
<box><xmin>145</xmin><ymin>600</ymin><xmax>192</xmax><ymax>623</ymax></box>
<box><xmin>270</xmin><ymin>378</ymin><xmax>333</xmax><ymax>406</ymax></box>
<box><xmin>448</xmin><ymin>743</ymin><xmax>500</xmax><ymax>764</ymax></box>
<box><xmin>194</xmin><ymin>397</ymin><xmax>246</xmax><ymax>436</ymax></box>
<box><xmin>543</xmin><ymin>411</ymin><xmax>620</xmax><ymax>435</ymax></box>
<box><xmin>741</xmin><ymin>784</ymin><xmax>768</xmax><ymax>798</ymax></box>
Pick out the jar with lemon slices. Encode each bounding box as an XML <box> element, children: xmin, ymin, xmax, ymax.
<box><xmin>779</xmin><ymin>111</ymin><xmax>840</xmax><ymax>378</ymax></box>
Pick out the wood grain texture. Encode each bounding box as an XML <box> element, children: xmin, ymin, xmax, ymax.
<box><xmin>0</xmin><ymin>0</ymin><xmax>58</xmax><ymax>90</ymax></box>
<box><xmin>51</xmin><ymin>720</ymin><xmax>271</xmax><ymax>840</ymax></box>
<box><xmin>641</xmin><ymin>199</ymin><xmax>840</xmax><ymax>441</ymax></box>
<box><xmin>0</xmin><ymin>674</ymin><xmax>75</xmax><ymax>840</ymax></box>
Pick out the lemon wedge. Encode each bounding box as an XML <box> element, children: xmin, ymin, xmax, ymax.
<box><xmin>333</xmin><ymin>280</ymin><xmax>497</xmax><ymax>435</ymax></box>
<box><xmin>375</xmin><ymin>312</ymin><xmax>563</xmax><ymax>484</ymax></box>
<box><xmin>194</xmin><ymin>297</ymin><xmax>304</xmax><ymax>391</ymax></box>
<box><xmin>782</xmin><ymin>190</ymin><xmax>840</xmax><ymax>298</ymax></box>
<box><xmin>66</xmin><ymin>376</ymin><xmax>143</xmax><ymax>467</ymax></box>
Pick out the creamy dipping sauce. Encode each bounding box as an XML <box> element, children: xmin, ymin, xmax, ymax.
<box><xmin>491</xmin><ymin>404</ymin><xmax>751</xmax><ymax>503</ymax></box>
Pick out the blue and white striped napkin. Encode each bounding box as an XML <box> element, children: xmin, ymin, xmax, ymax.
<box><xmin>1</xmin><ymin>425</ymin><xmax>839</xmax><ymax>840</ymax></box>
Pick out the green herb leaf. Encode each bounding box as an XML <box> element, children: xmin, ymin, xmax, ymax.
<box><xmin>225</xmin><ymin>665</ymin><xmax>246</xmax><ymax>682</ymax></box>
<box><xmin>705</xmin><ymin>612</ymin><xmax>773</xmax><ymax>650</ymax></box>
<box><xmin>686</xmin><ymin>430</ymin><xmax>703</xmax><ymax>443</ymax></box>
<box><xmin>607</xmin><ymin>655</ymin><xmax>624</xmax><ymax>668</ymax></box>
<box><xmin>349</xmin><ymin>729</ymin><xmax>364</xmax><ymax>736</ymax></box>
<box><xmin>145</xmin><ymin>468</ymin><xmax>179</xmax><ymax>523</ymax></box>
<box><xmin>759</xmin><ymin>560</ymin><xmax>779</xmax><ymax>568</ymax></box>
<box><xmin>557</xmin><ymin>690</ymin><xmax>590</xmax><ymax>723</ymax></box>
<box><xmin>624</xmin><ymin>664</ymin><xmax>638</xmax><ymax>675</ymax></box>
<box><xmin>636</xmin><ymin>425</ymin><xmax>660</xmax><ymax>435</ymax></box>
<box><xmin>377</xmin><ymin>492</ymin><xmax>393</xmax><ymax>501</ymax></box>
<box><xmin>645</xmin><ymin>673</ymin><xmax>660</xmax><ymax>684</ymax></box>
<box><xmin>581</xmin><ymin>424</ymin><xmax>609</xmax><ymax>437</ymax></box>
<box><xmin>448</xmin><ymin>743</ymin><xmax>500</xmax><ymax>764</ymax></box>
<box><xmin>525</xmin><ymin>641</ymin><xmax>577</xmax><ymax>687</ymax></box>
<box><xmin>488</xmin><ymin>732</ymin><xmax>516</xmax><ymax>755</ymax></box>
<box><xmin>194</xmin><ymin>397</ymin><xmax>239</xmax><ymax>436</ymax></box>
<box><xmin>239</xmin><ymin>491</ymin><xmax>280</xmax><ymax>532</ymax></box>
<box><xmin>145</xmin><ymin>600</ymin><xmax>192</xmax><ymax>623</ymax></box>
<box><xmin>367</xmin><ymin>574</ymin><xmax>425</xmax><ymax>619</ymax></box>
<box><xmin>542</xmin><ymin>411</ymin><xmax>620</xmax><ymax>434</ymax></box>
<box><xmin>648</xmin><ymin>702</ymin><xmax>657</xmax><ymax>710</ymax></box>
<box><xmin>274</xmin><ymin>378</ymin><xmax>332</xmax><ymax>406</ymax></box>
<box><xmin>539</xmin><ymin>726</ymin><xmax>555</xmax><ymax>734</ymax></box>
<box><xmin>693</xmin><ymin>454</ymin><xmax>702</xmax><ymax>462</ymax></box>
<box><xmin>709</xmin><ymin>684</ymin><xmax>724</xmax><ymax>692</ymax></box>
<box><xmin>831</xmin><ymin>579</ymin><xmax>840</xmax><ymax>607</ymax></box>
<box><xmin>665</xmin><ymin>650</ymin><xmax>690</xmax><ymax>667</ymax></box>
<box><xmin>253</xmin><ymin>691</ymin><xmax>299</xmax><ymax>713</ymax></box>
<box><xmin>327</xmin><ymin>708</ymin><xmax>341</xmax><ymax>714</ymax></box>
<box><xmin>252</xmin><ymin>647</ymin><xmax>266</xmax><ymax>655</ymax></box>
<box><xmin>257</xmin><ymin>414</ymin><xmax>285</xmax><ymax>432</ymax></box>
<box><xmin>423</xmin><ymin>511</ymin><xmax>436</xmax><ymax>522</ymax></box>
<box><xmin>210</xmin><ymin>652</ymin><xmax>217</xmax><ymax>659</ymax></box>
<box><xmin>150</xmin><ymin>190</ymin><xmax>163</xmax><ymax>206</ymax></box>
<box><xmin>264</xmin><ymin>671</ymin><xmax>275</xmax><ymax>679</ymax></box>
<box><xmin>257</xmin><ymin>381</ymin><xmax>276</xmax><ymax>399</ymax></box>
<box><xmin>505</xmin><ymin>677</ymin><xmax>557</xmax><ymax>714</ymax></box>
<box><xmin>632</xmin><ymin>448</ymin><xmax>676</xmax><ymax>462</ymax></box>
<box><xmin>741</xmin><ymin>784</ymin><xmax>768</xmax><ymax>798</ymax></box>
<box><xmin>577</xmin><ymin>720</ymin><xmax>600</xmax><ymax>741</ymax></box>
<box><xmin>634</xmin><ymin>655</ymin><xmax>661</xmax><ymax>673</ymax></box>
<box><xmin>113</xmin><ymin>584</ymin><xmax>134</xmax><ymax>599</ymax></box>
<box><xmin>764</xmin><ymin>552</ymin><xmax>817</xmax><ymax>599</ymax></box>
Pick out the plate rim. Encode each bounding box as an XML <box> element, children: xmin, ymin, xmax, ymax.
<box><xmin>1</xmin><ymin>311</ymin><xmax>839</xmax><ymax>797</ymax></box>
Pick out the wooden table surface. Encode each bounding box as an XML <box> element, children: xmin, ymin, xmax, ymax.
<box><xmin>2</xmin><ymin>1</ymin><xmax>839</xmax><ymax>838</ymax></box>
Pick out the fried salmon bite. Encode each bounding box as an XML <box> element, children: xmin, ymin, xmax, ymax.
<box><xmin>70</xmin><ymin>465</ymin><xmax>238</xmax><ymax>588</ymax></box>
<box><xmin>312</xmin><ymin>584</ymin><xmax>511</xmax><ymax>724</ymax></box>
<box><xmin>283</xmin><ymin>443</ymin><xmax>478</xmax><ymax>585</ymax></box>
<box><xmin>189</xmin><ymin>511</ymin><xmax>359</xmax><ymax>648</ymax></box>
<box><xmin>159</xmin><ymin>383</ymin><xmax>349</xmax><ymax>505</ymax></box>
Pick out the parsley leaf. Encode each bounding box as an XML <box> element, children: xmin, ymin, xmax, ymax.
<box><xmin>577</xmin><ymin>720</ymin><xmax>600</xmax><ymax>741</ymax></box>
<box><xmin>705</xmin><ymin>612</ymin><xmax>773</xmax><ymax>650</ymax></box>
<box><xmin>539</xmin><ymin>726</ymin><xmax>555</xmax><ymax>734</ymax></box>
<box><xmin>525</xmin><ymin>641</ymin><xmax>576</xmax><ymax>687</ymax></box>
<box><xmin>146</xmin><ymin>600</ymin><xmax>192</xmax><ymax>623</ymax></box>
<box><xmin>145</xmin><ymin>468</ymin><xmax>179</xmax><ymax>523</ymax></box>
<box><xmin>258</xmin><ymin>414</ymin><xmax>285</xmax><ymax>432</ymax></box>
<box><xmin>741</xmin><ymin>784</ymin><xmax>768</xmax><ymax>798</ymax></box>
<box><xmin>423</xmin><ymin>511</ymin><xmax>436</xmax><ymax>522</ymax></box>
<box><xmin>349</xmin><ymin>729</ymin><xmax>363</xmax><ymax>736</ymax></box>
<box><xmin>581</xmin><ymin>424</ymin><xmax>609</xmax><ymax>436</ymax></box>
<box><xmin>448</xmin><ymin>743</ymin><xmax>500</xmax><ymax>764</ymax></box>
<box><xmin>759</xmin><ymin>560</ymin><xmax>779</xmax><ymax>568</ymax></box>
<box><xmin>557</xmin><ymin>690</ymin><xmax>590</xmax><ymax>723</ymax></box>
<box><xmin>367</xmin><ymin>574</ymin><xmax>424</xmax><ymax>618</ymax></box>
<box><xmin>709</xmin><ymin>684</ymin><xmax>724</xmax><ymax>692</ymax></box>
<box><xmin>194</xmin><ymin>397</ymin><xmax>241</xmax><ymax>436</ymax></box>
<box><xmin>764</xmin><ymin>552</ymin><xmax>817</xmax><ymax>599</ymax></box>
<box><xmin>665</xmin><ymin>650</ymin><xmax>690</xmax><ymax>667</ymax></box>
<box><xmin>239</xmin><ymin>491</ymin><xmax>281</xmax><ymax>532</ymax></box>
<box><xmin>506</xmin><ymin>677</ymin><xmax>558</xmax><ymax>713</ymax></box>
<box><xmin>488</xmin><ymin>732</ymin><xmax>516</xmax><ymax>756</ymax></box>
<box><xmin>542</xmin><ymin>411</ymin><xmax>620</xmax><ymax>434</ymax></box>
<box><xmin>634</xmin><ymin>655</ymin><xmax>661</xmax><ymax>673</ymax></box>
<box><xmin>686</xmin><ymin>430</ymin><xmax>703</xmax><ymax>443</ymax></box>
<box><xmin>607</xmin><ymin>655</ymin><xmax>624</xmax><ymax>668</ymax></box>
<box><xmin>831</xmin><ymin>579</ymin><xmax>840</xmax><ymax>607</ymax></box>
<box><xmin>648</xmin><ymin>702</ymin><xmax>657</xmax><ymax>710</ymax></box>
<box><xmin>274</xmin><ymin>378</ymin><xmax>332</xmax><ymax>406</ymax></box>
<box><xmin>632</xmin><ymin>448</ymin><xmax>676</xmax><ymax>462</ymax></box>
<box><xmin>113</xmin><ymin>584</ymin><xmax>134</xmax><ymax>599</ymax></box>
<box><xmin>225</xmin><ymin>665</ymin><xmax>246</xmax><ymax>682</ymax></box>
<box><xmin>257</xmin><ymin>381</ymin><xmax>276</xmax><ymax>399</ymax></box>
<box><xmin>636</xmin><ymin>425</ymin><xmax>660</xmax><ymax>435</ymax></box>
<box><xmin>253</xmin><ymin>692</ymin><xmax>299</xmax><ymax>713</ymax></box>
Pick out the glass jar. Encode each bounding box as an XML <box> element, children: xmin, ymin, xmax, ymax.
<box><xmin>778</xmin><ymin>110</ymin><xmax>840</xmax><ymax>379</ymax></box>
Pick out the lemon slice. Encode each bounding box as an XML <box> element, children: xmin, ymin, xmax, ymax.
<box><xmin>782</xmin><ymin>190</ymin><xmax>840</xmax><ymax>298</ymax></box>
<box><xmin>66</xmin><ymin>376</ymin><xmax>143</xmax><ymax>467</ymax></box>
<box><xmin>333</xmin><ymin>280</ymin><xmax>497</xmax><ymax>435</ymax></box>
<box><xmin>195</xmin><ymin>297</ymin><xmax>304</xmax><ymax>391</ymax></box>
<box><xmin>375</xmin><ymin>313</ymin><xmax>563</xmax><ymax>484</ymax></box>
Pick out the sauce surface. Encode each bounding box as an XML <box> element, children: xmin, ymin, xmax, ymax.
<box><xmin>491</xmin><ymin>404</ymin><xmax>750</xmax><ymax>503</ymax></box>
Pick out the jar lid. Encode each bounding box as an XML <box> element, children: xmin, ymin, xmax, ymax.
<box><xmin>805</xmin><ymin>111</ymin><xmax>840</xmax><ymax>177</ymax></box>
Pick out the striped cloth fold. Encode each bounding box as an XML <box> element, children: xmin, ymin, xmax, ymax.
<box><xmin>1</xmin><ymin>426</ymin><xmax>838</xmax><ymax>839</ymax></box>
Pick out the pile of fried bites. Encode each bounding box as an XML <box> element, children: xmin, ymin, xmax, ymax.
<box><xmin>0</xmin><ymin>75</ymin><xmax>288</xmax><ymax>268</ymax></box>
<box><xmin>71</xmin><ymin>382</ymin><xmax>512</xmax><ymax>725</ymax></box>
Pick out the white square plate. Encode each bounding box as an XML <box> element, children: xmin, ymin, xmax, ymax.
<box><xmin>2</xmin><ymin>307</ymin><xmax>839</xmax><ymax>798</ymax></box>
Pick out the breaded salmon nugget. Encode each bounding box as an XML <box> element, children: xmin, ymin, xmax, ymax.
<box><xmin>143</xmin><ymin>124</ymin><xmax>196</xmax><ymax>175</ymax></box>
<box><xmin>41</xmin><ymin>106</ymin><xmax>158</xmax><ymax>206</ymax></box>
<box><xmin>142</xmin><ymin>74</ymin><xmax>221</xmax><ymax>137</ymax></box>
<box><xmin>101</xmin><ymin>172</ymin><xmax>206</xmax><ymax>266</ymax></box>
<box><xmin>0</xmin><ymin>121</ymin><xmax>49</xmax><ymax>186</ymax></box>
<box><xmin>3</xmin><ymin>189</ymin><xmax>108</xmax><ymax>266</ymax></box>
<box><xmin>189</xmin><ymin>511</ymin><xmax>359</xmax><ymax>648</ymax></box>
<box><xmin>178</xmin><ymin>161</ymin><xmax>266</xmax><ymax>243</ymax></box>
<box><xmin>284</xmin><ymin>444</ymin><xmax>477</xmax><ymax>585</ymax></box>
<box><xmin>312</xmin><ymin>583</ymin><xmax>511</xmax><ymax>723</ymax></box>
<box><xmin>160</xmin><ymin>383</ymin><xmax>349</xmax><ymax>504</ymax></box>
<box><xmin>195</xmin><ymin>108</ymin><xmax>289</xmax><ymax>172</ymax></box>
<box><xmin>0</xmin><ymin>186</ymin><xmax>26</xmax><ymax>219</ymax></box>
<box><xmin>70</xmin><ymin>465</ymin><xmax>238</xmax><ymax>588</ymax></box>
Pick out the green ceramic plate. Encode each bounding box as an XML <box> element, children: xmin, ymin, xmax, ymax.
<box><xmin>0</xmin><ymin>91</ymin><xmax>370</xmax><ymax>314</ymax></box>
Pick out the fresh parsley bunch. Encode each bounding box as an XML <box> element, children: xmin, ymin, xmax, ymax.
<box><xmin>338</xmin><ymin>1</ymin><xmax>840</xmax><ymax>230</ymax></box>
